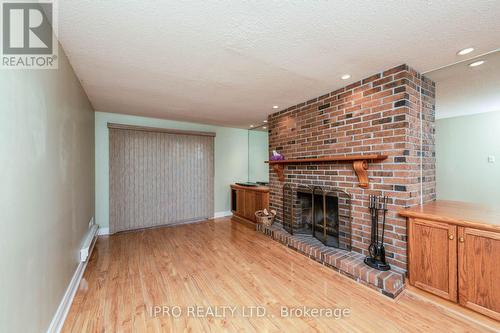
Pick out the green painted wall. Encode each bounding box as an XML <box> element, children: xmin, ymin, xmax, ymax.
<box><xmin>436</xmin><ymin>110</ymin><xmax>500</xmax><ymax>206</ymax></box>
<box><xmin>0</xmin><ymin>46</ymin><xmax>95</xmax><ymax>332</ymax></box>
<box><xmin>248</xmin><ymin>130</ymin><xmax>269</xmax><ymax>183</ymax></box>
<box><xmin>95</xmin><ymin>112</ymin><xmax>252</xmax><ymax>227</ymax></box>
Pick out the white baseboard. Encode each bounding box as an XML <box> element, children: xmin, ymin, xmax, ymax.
<box><xmin>97</xmin><ymin>227</ymin><xmax>109</xmax><ymax>236</ymax></box>
<box><xmin>46</xmin><ymin>262</ymin><xmax>86</xmax><ymax>333</ymax></box>
<box><xmin>46</xmin><ymin>227</ymin><xmax>98</xmax><ymax>333</ymax></box>
<box><xmin>214</xmin><ymin>211</ymin><xmax>232</xmax><ymax>218</ymax></box>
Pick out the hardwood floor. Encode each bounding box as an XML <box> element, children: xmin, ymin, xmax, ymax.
<box><xmin>63</xmin><ymin>218</ymin><xmax>499</xmax><ymax>332</ymax></box>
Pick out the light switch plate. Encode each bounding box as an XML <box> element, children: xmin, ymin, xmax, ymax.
<box><xmin>488</xmin><ymin>155</ymin><xmax>495</xmax><ymax>163</ymax></box>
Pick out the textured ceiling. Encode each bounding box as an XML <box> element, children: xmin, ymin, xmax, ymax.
<box><xmin>57</xmin><ymin>1</ymin><xmax>500</xmax><ymax>127</ymax></box>
<box><xmin>427</xmin><ymin>51</ymin><xmax>500</xmax><ymax>119</ymax></box>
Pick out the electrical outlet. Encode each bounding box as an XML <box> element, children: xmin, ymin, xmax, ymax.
<box><xmin>488</xmin><ymin>155</ymin><xmax>495</xmax><ymax>163</ymax></box>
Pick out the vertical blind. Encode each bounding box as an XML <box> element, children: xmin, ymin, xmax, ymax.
<box><xmin>109</xmin><ymin>124</ymin><xmax>215</xmax><ymax>233</ymax></box>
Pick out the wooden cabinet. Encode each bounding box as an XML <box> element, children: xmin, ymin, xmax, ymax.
<box><xmin>408</xmin><ymin>218</ymin><xmax>457</xmax><ymax>302</ymax></box>
<box><xmin>244</xmin><ymin>190</ymin><xmax>256</xmax><ymax>220</ymax></box>
<box><xmin>235</xmin><ymin>189</ymin><xmax>245</xmax><ymax>217</ymax></box>
<box><xmin>458</xmin><ymin>227</ymin><xmax>500</xmax><ymax>320</ymax></box>
<box><xmin>230</xmin><ymin>185</ymin><xmax>269</xmax><ymax>224</ymax></box>
<box><xmin>401</xmin><ymin>200</ymin><xmax>500</xmax><ymax>321</ymax></box>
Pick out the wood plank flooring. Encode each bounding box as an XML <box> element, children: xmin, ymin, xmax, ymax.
<box><xmin>63</xmin><ymin>218</ymin><xmax>499</xmax><ymax>332</ymax></box>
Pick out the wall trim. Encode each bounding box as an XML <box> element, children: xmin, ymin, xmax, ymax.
<box><xmin>97</xmin><ymin>227</ymin><xmax>109</xmax><ymax>236</ymax></box>
<box><xmin>214</xmin><ymin>211</ymin><xmax>233</xmax><ymax>218</ymax></box>
<box><xmin>96</xmin><ymin>218</ymin><xmax>237</xmax><ymax>234</ymax></box>
<box><xmin>46</xmin><ymin>228</ymin><xmax>97</xmax><ymax>333</ymax></box>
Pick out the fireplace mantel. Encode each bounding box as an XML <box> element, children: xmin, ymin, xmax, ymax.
<box><xmin>266</xmin><ymin>154</ymin><xmax>388</xmax><ymax>188</ymax></box>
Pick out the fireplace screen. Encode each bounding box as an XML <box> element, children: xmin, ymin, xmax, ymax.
<box><xmin>282</xmin><ymin>183</ymin><xmax>294</xmax><ymax>234</ymax></box>
<box><xmin>282</xmin><ymin>184</ymin><xmax>352</xmax><ymax>251</ymax></box>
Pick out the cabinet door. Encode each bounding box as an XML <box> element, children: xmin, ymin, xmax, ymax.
<box><xmin>244</xmin><ymin>191</ymin><xmax>256</xmax><ymax>221</ymax></box>
<box><xmin>408</xmin><ymin>218</ymin><xmax>457</xmax><ymax>302</ymax></box>
<box><xmin>254</xmin><ymin>192</ymin><xmax>264</xmax><ymax>212</ymax></box>
<box><xmin>257</xmin><ymin>191</ymin><xmax>270</xmax><ymax>212</ymax></box>
<box><xmin>235</xmin><ymin>189</ymin><xmax>245</xmax><ymax>216</ymax></box>
<box><xmin>458</xmin><ymin>227</ymin><xmax>500</xmax><ymax>320</ymax></box>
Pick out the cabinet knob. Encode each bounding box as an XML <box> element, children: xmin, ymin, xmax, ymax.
<box><xmin>459</xmin><ymin>236</ymin><xmax>465</xmax><ymax>243</ymax></box>
<box><xmin>448</xmin><ymin>234</ymin><xmax>454</xmax><ymax>240</ymax></box>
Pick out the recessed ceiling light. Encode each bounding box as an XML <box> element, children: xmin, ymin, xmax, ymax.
<box><xmin>457</xmin><ymin>47</ymin><xmax>474</xmax><ymax>56</ymax></box>
<box><xmin>272</xmin><ymin>105</ymin><xmax>279</xmax><ymax>109</ymax></box>
<box><xmin>341</xmin><ymin>74</ymin><xmax>351</xmax><ymax>80</ymax></box>
<box><xmin>250</xmin><ymin>124</ymin><xmax>254</xmax><ymax>128</ymax></box>
<box><xmin>263</xmin><ymin>120</ymin><xmax>268</xmax><ymax>123</ymax></box>
<box><xmin>263</xmin><ymin>126</ymin><xmax>267</xmax><ymax>129</ymax></box>
<box><xmin>469</xmin><ymin>60</ymin><xmax>485</xmax><ymax>67</ymax></box>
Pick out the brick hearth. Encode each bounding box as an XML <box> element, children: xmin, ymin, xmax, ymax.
<box><xmin>257</xmin><ymin>223</ymin><xmax>405</xmax><ymax>298</ymax></box>
<box><xmin>267</xmin><ymin>64</ymin><xmax>436</xmax><ymax>273</ymax></box>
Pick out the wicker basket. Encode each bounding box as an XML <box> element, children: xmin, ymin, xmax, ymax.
<box><xmin>255</xmin><ymin>209</ymin><xmax>276</xmax><ymax>226</ymax></box>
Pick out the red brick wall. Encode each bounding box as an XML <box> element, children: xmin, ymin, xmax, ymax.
<box><xmin>267</xmin><ymin>64</ymin><xmax>435</xmax><ymax>271</ymax></box>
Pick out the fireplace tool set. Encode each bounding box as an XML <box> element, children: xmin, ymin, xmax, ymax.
<box><xmin>364</xmin><ymin>195</ymin><xmax>391</xmax><ymax>271</ymax></box>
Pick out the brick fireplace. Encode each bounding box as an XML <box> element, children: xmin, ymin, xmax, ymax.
<box><xmin>259</xmin><ymin>64</ymin><xmax>436</xmax><ymax>296</ymax></box>
<box><xmin>283</xmin><ymin>185</ymin><xmax>352</xmax><ymax>250</ymax></box>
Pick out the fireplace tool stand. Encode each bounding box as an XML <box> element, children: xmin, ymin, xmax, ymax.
<box><xmin>364</xmin><ymin>195</ymin><xmax>391</xmax><ymax>271</ymax></box>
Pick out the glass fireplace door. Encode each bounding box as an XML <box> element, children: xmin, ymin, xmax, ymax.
<box><xmin>311</xmin><ymin>189</ymin><xmax>340</xmax><ymax>248</ymax></box>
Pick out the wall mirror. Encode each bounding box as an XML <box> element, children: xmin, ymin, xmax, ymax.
<box><xmin>426</xmin><ymin>50</ymin><xmax>500</xmax><ymax>206</ymax></box>
<box><xmin>247</xmin><ymin>126</ymin><xmax>269</xmax><ymax>184</ymax></box>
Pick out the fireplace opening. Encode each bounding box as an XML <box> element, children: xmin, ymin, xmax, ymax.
<box><xmin>282</xmin><ymin>184</ymin><xmax>352</xmax><ymax>251</ymax></box>
<box><xmin>298</xmin><ymin>190</ymin><xmax>340</xmax><ymax>247</ymax></box>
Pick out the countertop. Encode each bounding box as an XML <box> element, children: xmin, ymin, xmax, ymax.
<box><xmin>399</xmin><ymin>200</ymin><xmax>500</xmax><ymax>232</ymax></box>
<box><xmin>230</xmin><ymin>184</ymin><xmax>270</xmax><ymax>192</ymax></box>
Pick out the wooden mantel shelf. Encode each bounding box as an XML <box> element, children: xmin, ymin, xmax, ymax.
<box><xmin>265</xmin><ymin>154</ymin><xmax>388</xmax><ymax>188</ymax></box>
